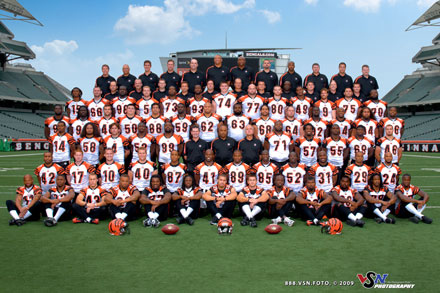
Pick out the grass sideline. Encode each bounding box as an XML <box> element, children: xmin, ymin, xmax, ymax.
<box><xmin>0</xmin><ymin>151</ymin><xmax>438</xmax><ymax>292</ymax></box>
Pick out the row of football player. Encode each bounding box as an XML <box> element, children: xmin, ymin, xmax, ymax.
<box><xmin>60</xmin><ymin>82</ymin><xmax>392</xmax><ymax>140</ymax></box>
<box><xmin>94</xmin><ymin>60</ymin><xmax>378</xmax><ymax>101</ymax></box>
<box><xmin>44</xmin><ymin>114</ymin><xmax>403</xmax><ymax>191</ymax></box>
<box><xmin>7</xmin><ymin>168</ymin><xmax>431</xmax><ymax>229</ymax></box>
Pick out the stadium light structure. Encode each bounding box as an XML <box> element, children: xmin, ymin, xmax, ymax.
<box><xmin>406</xmin><ymin>0</ymin><xmax>440</xmax><ymax>31</ymax></box>
<box><xmin>0</xmin><ymin>0</ymin><xmax>42</xmax><ymax>26</ymax></box>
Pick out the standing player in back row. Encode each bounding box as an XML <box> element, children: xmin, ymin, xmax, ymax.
<box><xmin>237</xmin><ymin>84</ymin><xmax>265</xmax><ymax>120</ymax></box>
<box><xmin>66</xmin><ymin>87</ymin><xmax>87</xmax><ymax>120</ymax></box>
<box><xmin>335</xmin><ymin>87</ymin><xmax>362</xmax><ymax>122</ymax></box>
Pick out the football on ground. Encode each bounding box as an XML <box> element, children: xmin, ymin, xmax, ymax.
<box><xmin>265</xmin><ymin>224</ymin><xmax>282</xmax><ymax>234</ymax></box>
<box><xmin>161</xmin><ymin>223</ymin><xmax>179</xmax><ymax>235</ymax></box>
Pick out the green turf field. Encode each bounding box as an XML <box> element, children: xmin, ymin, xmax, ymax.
<box><xmin>0</xmin><ymin>151</ymin><xmax>438</xmax><ymax>292</ymax></box>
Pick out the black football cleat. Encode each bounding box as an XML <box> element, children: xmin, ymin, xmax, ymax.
<box><xmin>240</xmin><ymin>216</ymin><xmax>249</xmax><ymax>226</ymax></box>
<box><xmin>44</xmin><ymin>218</ymin><xmax>56</xmax><ymax>227</ymax></box>
<box><xmin>421</xmin><ymin>216</ymin><xmax>433</xmax><ymax>224</ymax></box>
<box><xmin>210</xmin><ymin>216</ymin><xmax>219</xmax><ymax>225</ymax></box>
<box><xmin>15</xmin><ymin>219</ymin><xmax>25</xmax><ymax>226</ymax></box>
<box><xmin>409</xmin><ymin>216</ymin><xmax>420</xmax><ymax>224</ymax></box>
<box><xmin>356</xmin><ymin>219</ymin><xmax>365</xmax><ymax>228</ymax></box>
<box><xmin>185</xmin><ymin>217</ymin><xmax>194</xmax><ymax>226</ymax></box>
<box><xmin>250</xmin><ymin>218</ymin><xmax>258</xmax><ymax>228</ymax></box>
<box><xmin>346</xmin><ymin>219</ymin><xmax>356</xmax><ymax>227</ymax></box>
<box><xmin>176</xmin><ymin>216</ymin><xmax>185</xmax><ymax>225</ymax></box>
<box><xmin>375</xmin><ymin>217</ymin><xmax>384</xmax><ymax>224</ymax></box>
<box><xmin>385</xmin><ymin>218</ymin><xmax>396</xmax><ymax>224</ymax></box>
<box><xmin>9</xmin><ymin>219</ymin><xmax>17</xmax><ymax>226</ymax></box>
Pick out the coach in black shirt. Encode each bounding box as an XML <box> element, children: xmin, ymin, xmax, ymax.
<box><xmin>117</xmin><ymin>64</ymin><xmax>136</xmax><ymax>93</ymax></box>
<box><xmin>211</xmin><ymin>124</ymin><xmax>236</xmax><ymax>166</ymax></box>
<box><xmin>304</xmin><ymin>63</ymin><xmax>328</xmax><ymax>93</ymax></box>
<box><xmin>255</xmin><ymin>59</ymin><xmax>278</xmax><ymax>93</ymax></box>
<box><xmin>330</xmin><ymin>62</ymin><xmax>353</xmax><ymax>96</ymax></box>
<box><xmin>230</xmin><ymin>56</ymin><xmax>253</xmax><ymax>91</ymax></box>
<box><xmin>139</xmin><ymin>60</ymin><xmax>159</xmax><ymax>92</ymax></box>
<box><xmin>280</xmin><ymin>61</ymin><xmax>302</xmax><ymax>90</ymax></box>
<box><xmin>160</xmin><ymin>59</ymin><xmax>181</xmax><ymax>91</ymax></box>
<box><xmin>104</xmin><ymin>81</ymin><xmax>118</xmax><ymax>101</ymax></box>
<box><xmin>184</xmin><ymin>124</ymin><xmax>209</xmax><ymax>173</ymax></box>
<box><xmin>182</xmin><ymin>58</ymin><xmax>205</xmax><ymax>94</ymax></box>
<box><xmin>355</xmin><ymin>65</ymin><xmax>379</xmax><ymax>98</ymax></box>
<box><xmin>238</xmin><ymin>125</ymin><xmax>263</xmax><ymax>166</ymax></box>
<box><xmin>202</xmin><ymin>80</ymin><xmax>217</xmax><ymax>100</ymax></box>
<box><xmin>95</xmin><ymin>64</ymin><xmax>116</xmax><ymax>96</ymax></box>
<box><xmin>206</xmin><ymin>55</ymin><xmax>230</xmax><ymax>92</ymax></box>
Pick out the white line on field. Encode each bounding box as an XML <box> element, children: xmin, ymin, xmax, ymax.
<box><xmin>0</xmin><ymin>153</ymin><xmax>44</xmax><ymax>158</ymax></box>
<box><xmin>404</xmin><ymin>154</ymin><xmax>440</xmax><ymax>159</ymax></box>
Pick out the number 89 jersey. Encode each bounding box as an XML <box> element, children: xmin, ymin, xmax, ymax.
<box><xmin>222</xmin><ymin>162</ymin><xmax>251</xmax><ymax>192</ymax></box>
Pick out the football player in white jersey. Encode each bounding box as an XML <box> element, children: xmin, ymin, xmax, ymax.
<box><xmin>130</xmin><ymin>122</ymin><xmax>156</xmax><ymax>163</ymax></box>
<box><xmin>236</xmin><ymin>173</ymin><xmax>269</xmax><ymax>227</ymax></box>
<box><xmin>264</xmin><ymin>120</ymin><xmax>294</xmax><ymax>168</ymax></box>
<box><xmin>237</xmin><ymin>84</ymin><xmax>265</xmax><ymax>120</ymax></box>
<box><xmin>195</xmin><ymin>102</ymin><xmax>222</xmax><ymax>142</ymax></box>
<box><xmin>69</xmin><ymin>106</ymin><xmax>93</xmax><ymax>141</ymax></box>
<box><xmin>331</xmin><ymin>175</ymin><xmax>366</xmax><ymax>227</ymax></box>
<box><xmin>268</xmin><ymin>174</ymin><xmax>296</xmax><ymax>226</ymax></box>
<box><xmin>173</xmin><ymin>174</ymin><xmax>203</xmax><ymax>225</ymax></box>
<box><xmin>34</xmin><ymin>152</ymin><xmax>65</xmax><ymax>195</ymax></box>
<box><xmin>105</xmin><ymin>174</ymin><xmax>140</xmax><ymax>222</ymax></box>
<box><xmin>161</xmin><ymin>150</ymin><xmax>187</xmax><ymax>194</ymax></box>
<box><xmin>41</xmin><ymin>175</ymin><xmax>74</xmax><ymax>227</ymax></box>
<box><xmin>6</xmin><ymin>175</ymin><xmax>42</xmax><ymax>226</ymax></box>
<box><xmin>48</xmin><ymin>121</ymin><xmax>76</xmax><ymax>169</ymax></box>
<box><xmin>395</xmin><ymin>174</ymin><xmax>432</xmax><ymax>224</ymax></box>
<box><xmin>140</xmin><ymin>174</ymin><xmax>172</xmax><ymax>227</ymax></box>
<box><xmin>72</xmin><ymin>173</ymin><xmax>107</xmax><ymax>224</ymax></box>
<box><xmin>44</xmin><ymin>104</ymin><xmax>70</xmax><ymax>139</ymax></box>
<box><xmin>66</xmin><ymin>87</ymin><xmax>87</xmax><ymax>120</ymax></box>
<box><xmin>375</xmin><ymin>124</ymin><xmax>402</xmax><ymax>164</ymax></box>
<box><xmin>171</xmin><ymin>103</ymin><xmax>192</xmax><ymax>142</ymax></box>
<box><xmin>128</xmin><ymin>147</ymin><xmax>156</xmax><ymax>192</ymax></box>
<box><xmin>212</xmin><ymin>81</ymin><xmax>237</xmax><ymax>119</ymax></box>
<box><xmin>87</xmin><ymin>86</ymin><xmax>110</xmax><ymax>121</ymax></box>
<box><xmin>226</xmin><ymin>103</ymin><xmax>250</xmax><ymax>142</ymax></box>
<box><xmin>363</xmin><ymin>173</ymin><xmax>396</xmax><ymax>224</ymax></box>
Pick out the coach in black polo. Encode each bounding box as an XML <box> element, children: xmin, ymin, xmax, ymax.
<box><xmin>160</xmin><ymin>59</ymin><xmax>181</xmax><ymax>91</ymax></box>
<box><xmin>255</xmin><ymin>59</ymin><xmax>278</xmax><ymax>94</ymax></box>
<box><xmin>184</xmin><ymin>124</ymin><xmax>210</xmax><ymax>174</ymax></box>
<box><xmin>238</xmin><ymin>124</ymin><xmax>263</xmax><ymax>166</ymax></box>
<box><xmin>355</xmin><ymin>65</ymin><xmax>379</xmax><ymax>98</ymax></box>
<box><xmin>206</xmin><ymin>55</ymin><xmax>230</xmax><ymax>92</ymax></box>
<box><xmin>330</xmin><ymin>62</ymin><xmax>353</xmax><ymax>96</ymax></box>
<box><xmin>139</xmin><ymin>60</ymin><xmax>159</xmax><ymax>92</ymax></box>
<box><xmin>182</xmin><ymin>58</ymin><xmax>205</xmax><ymax>94</ymax></box>
<box><xmin>230</xmin><ymin>56</ymin><xmax>254</xmax><ymax>91</ymax></box>
<box><xmin>280</xmin><ymin>61</ymin><xmax>302</xmax><ymax>90</ymax></box>
<box><xmin>304</xmin><ymin>63</ymin><xmax>328</xmax><ymax>93</ymax></box>
<box><xmin>117</xmin><ymin>64</ymin><xmax>136</xmax><ymax>93</ymax></box>
<box><xmin>211</xmin><ymin>124</ymin><xmax>236</xmax><ymax>166</ymax></box>
<box><xmin>95</xmin><ymin>64</ymin><xmax>116</xmax><ymax>96</ymax></box>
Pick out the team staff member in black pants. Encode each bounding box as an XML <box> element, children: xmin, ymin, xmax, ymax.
<box><xmin>211</xmin><ymin>124</ymin><xmax>236</xmax><ymax>166</ymax></box>
<box><xmin>184</xmin><ymin>124</ymin><xmax>210</xmax><ymax>175</ymax></box>
<box><xmin>237</xmin><ymin>124</ymin><xmax>263</xmax><ymax>166</ymax></box>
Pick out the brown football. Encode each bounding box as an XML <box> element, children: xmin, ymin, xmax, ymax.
<box><xmin>161</xmin><ymin>224</ymin><xmax>180</xmax><ymax>235</ymax></box>
<box><xmin>265</xmin><ymin>224</ymin><xmax>282</xmax><ymax>234</ymax></box>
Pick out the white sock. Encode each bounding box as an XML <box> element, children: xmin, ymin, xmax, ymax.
<box><xmin>250</xmin><ymin>206</ymin><xmax>262</xmax><ymax>218</ymax></box>
<box><xmin>10</xmin><ymin>210</ymin><xmax>19</xmax><ymax>220</ymax></box>
<box><xmin>405</xmin><ymin>204</ymin><xmax>423</xmax><ymax>219</ymax></box>
<box><xmin>215</xmin><ymin>213</ymin><xmax>222</xmax><ymax>219</ymax></box>
<box><xmin>23</xmin><ymin>211</ymin><xmax>32</xmax><ymax>219</ymax></box>
<box><xmin>120</xmin><ymin>212</ymin><xmax>127</xmax><ymax>220</ymax></box>
<box><xmin>383</xmin><ymin>209</ymin><xmax>390</xmax><ymax>217</ymax></box>
<box><xmin>153</xmin><ymin>212</ymin><xmax>159</xmax><ymax>219</ymax></box>
<box><xmin>54</xmin><ymin>207</ymin><xmax>65</xmax><ymax>221</ymax></box>
<box><xmin>147</xmin><ymin>212</ymin><xmax>154</xmax><ymax>219</ymax></box>
<box><xmin>180</xmin><ymin>208</ymin><xmax>188</xmax><ymax>218</ymax></box>
<box><xmin>348</xmin><ymin>213</ymin><xmax>357</xmax><ymax>221</ymax></box>
<box><xmin>418</xmin><ymin>204</ymin><xmax>426</xmax><ymax>213</ymax></box>
<box><xmin>86</xmin><ymin>217</ymin><xmax>92</xmax><ymax>223</ymax></box>
<box><xmin>46</xmin><ymin>208</ymin><xmax>54</xmax><ymax>218</ymax></box>
<box><xmin>313</xmin><ymin>218</ymin><xmax>318</xmax><ymax>225</ymax></box>
<box><xmin>373</xmin><ymin>208</ymin><xmax>387</xmax><ymax>220</ymax></box>
<box><xmin>242</xmin><ymin>204</ymin><xmax>253</xmax><ymax>219</ymax></box>
<box><xmin>115</xmin><ymin>212</ymin><xmax>122</xmax><ymax>219</ymax></box>
<box><xmin>186</xmin><ymin>207</ymin><xmax>194</xmax><ymax>217</ymax></box>
<box><xmin>355</xmin><ymin>213</ymin><xmax>363</xmax><ymax>220</ymax></box>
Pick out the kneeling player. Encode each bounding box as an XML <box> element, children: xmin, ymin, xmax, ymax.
<box><xmin>395</xmin><ymin>174</ymin><xmax>432</xmax><ymax>224</ymax></box>
<box><xmin>173</xmin><ymin>174</ymin><xmax>202</xmax><ymax>225</ymax></box>
<box><xmin>237</xmin><ymin>174</ymin><xmax>269</xmax><ymax>227</ymax></box>
<box><xmin>203</xmin><ymin>174</ymin><xmax>237</xmax><ymax>225</ymax></box>
<box><xmin>268</xmin><ymin>174</ymin><xmax>296</xmax><ymax>226</ymax></box>
<box><xmin>331</xmin><ymin>176</ymin><xmax>366</xmax><ymax>227</ymax></box>
<box><xmin>296</xmin><ymin>176</ymin><xmax>332</xmax><ymax>226</ymax></box>
<box><xmin>41</xmin><ymin>175</ymin><xmax>74</xmax><ymax>227</ymax></box>
<box><xmin>72</xmin><ymin>173</ymin><xmax>107</xmax><ymax>224</ymax></box>
<box><xmin>140</xmin><ymin>175</ymin><xmax>172</xmax><ymax>227</ymax></box>
<box><xmin>363</xmin><ymin>173</ymin><xmax>396</xmax><ymax>224</ymax></box>
<box><xmin>104</xmin><ymin>174</ymin><xmax>140</xmax><ymax>222</ymax></box>
<box><xmin>6</xmin><ymin>174</ymin><xmax>42</xmax><ymax>226</ymax></box>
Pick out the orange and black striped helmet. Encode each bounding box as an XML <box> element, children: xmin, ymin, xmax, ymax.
<box><xmin>321</xmin><ymin>218</ymin><xmax>343</xmax><ymax>235</ymax></box>
<box><xmin>108</xmin><ymin>219</ymin><xmax>130</xmax><ymax>236</ymax></box>
<box><xmin>218</xmin><ymin>218</ymin><xmax>233</xmax><ymax>235</ymax></box>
